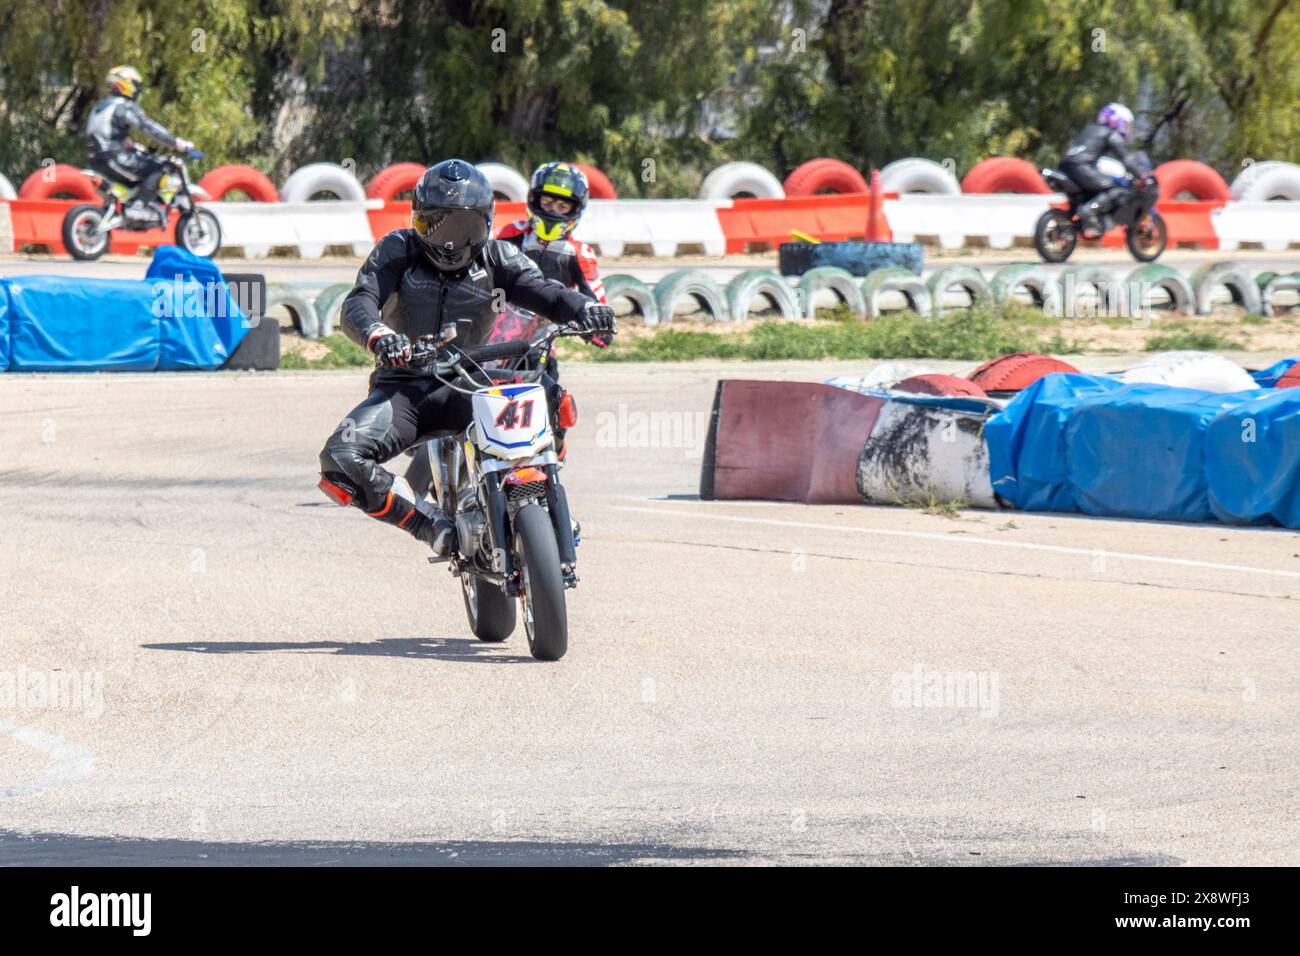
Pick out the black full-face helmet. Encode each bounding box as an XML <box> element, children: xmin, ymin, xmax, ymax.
<box><xmin>411</xmin><ymin>159</ymin><xmax>495</xmax><ymax>271</ymax></box>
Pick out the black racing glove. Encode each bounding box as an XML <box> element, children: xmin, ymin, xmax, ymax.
<box><xmin>577</xmin><ymin>302</ymin><xmax>616</xmax><ymax>348</ymax></box>
<box><xmin>372</xmin><ymin>331</ymin><xmax>412</xmax><ymax>368</ymax></box>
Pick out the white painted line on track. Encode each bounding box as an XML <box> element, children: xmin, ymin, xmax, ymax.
<box><xmin>0</xmin><ymin>721</ymin><xmax>95</xmax><ymax>799</ymax></box>
<box><xmin>614</xmin><ymin>505</ymin><xmax>1300</xmax><ymax>581</ymax></box>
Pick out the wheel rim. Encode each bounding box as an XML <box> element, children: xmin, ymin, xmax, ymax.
<box><xmin>183</xmin><ymin>213</ymin><xmax>218</xmax><ymax>256</ymax></box>
<box><xmin>464</xmin><ymin>576</ymin><xmax>478</xmax><ymax>625</ymax></box>
<box><xmin>1132</xmin><ymin>216</ymin><xmax>1161</xmax><ymax>255</ymax></box>
<box><xmin>73</xmin><ymin>211</ymin><xmax>107</xmax><ymax>254</ymax></box>
<box><xmin>1042</xmin><ymin>216</ymin><xmax>1073</xmax><ymax>257</ymax></box>
<box><xmin>516</xmin><ymin>545</ymin><xmax>535</xmax><ymax>648</ymax></box>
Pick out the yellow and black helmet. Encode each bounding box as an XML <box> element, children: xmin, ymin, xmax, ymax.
<box><xmin>526</xmin><ymin>162</ymin><xmax>589</xmax><ymax>241</ymax></box>
<box><xmin>106</xmin><ymin>65</ymin><xmax>143</xmax><ymax>100</ymax></box>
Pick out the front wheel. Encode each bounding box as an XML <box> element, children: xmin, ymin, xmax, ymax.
<box><xmin>176</xmin><ymin>207</ymin><xmax>222</xmax><ymax>258</ymax></box>
<box><xmin>1126</xmin><ymin>210</ymin><xmax>1167</xmax><ymax>262</ymax></box>
<box><xmin>62</xmin><ymin>204</ymin><xmax>110</xmax><ymax>260</ymax></box>
<box><xmin>461</xmin><ymin>574</ymin><xmax>515</xmax><ymax>642</ymax></box>
<box><xmin>512</xmin><ymin>503</ymin><xmax>568</xmax><ymax>661</ymax></box>
<box><xmin>1033</xmin><ymin>209</ymin><xmax>1077</xmax><ymax>263</ymax></box>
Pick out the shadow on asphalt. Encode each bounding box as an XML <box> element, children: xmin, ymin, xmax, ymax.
<box><xmin>0</xmin><ymin>829</ymin><xmax>747</xmax><ymax>866</ymax></box>
<box><xmin>141</xmin><ymin>636</ymin><xmax>534</xmax><ymax>664</ymax></box>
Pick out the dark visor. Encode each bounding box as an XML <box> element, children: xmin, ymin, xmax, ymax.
<box><xmin>412</xmin><ymin>207</ymin><xmax>489</xmax><ymax>249</ymax></box>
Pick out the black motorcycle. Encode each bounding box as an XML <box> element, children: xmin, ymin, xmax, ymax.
<box><xmin>63</xmin><ymin>148</ymin><xmax>221</xmax><ymax>261</ymax></box>
<box><xmin>404</xmin><ymin>324</ymin><xmax>601</xmax><ymax>661</ymax></box>
<box><xmin>1034</xmin><ymin>151</ymin><xmax>1166</xmax><ymax>263</ymax></box>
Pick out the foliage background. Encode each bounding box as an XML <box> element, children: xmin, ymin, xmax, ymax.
<box><xmin>2</xmin><ymin>0</ymin><xmax>1297</xmax><ymax>193</ymax></box>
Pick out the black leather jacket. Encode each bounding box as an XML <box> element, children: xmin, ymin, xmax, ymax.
<box><xmin>1062</xmin><ymin>123</ymin><xmax>1145</xmax><ymax>176</ymax></box>
<box><xmin>341</xmin><ymin>230</ymin><xmax>590</xmax><ymax>380</ymax></box>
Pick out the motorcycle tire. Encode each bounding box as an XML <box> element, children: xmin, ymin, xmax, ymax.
<box><xmin>1033</xmin><ymin>209</ymin><xmax>1077</xmax><ymax>264</ymax></box>
<box><xmin>461</xmin><ymin>574</ymin><xmax>516</xmax><ymax>643</ymax></box>
<box><xmin>62</xmin><ymin>204</ymin><xmax>110</xmax><ymax>260</ymax></box>
<box><xmin>1126</xmin><ymin>210</ymin><xmax>1167</xmax><ymax>263</ymax></box>
<box><xmin>176</xmin><ymin>207</ymin><xmax>222</xmax><ymax>258</ymax></box>
<box><xmin>512</xmin><ymin>503</ymin><xmax>568</xmax><ymax>661</ymax></box>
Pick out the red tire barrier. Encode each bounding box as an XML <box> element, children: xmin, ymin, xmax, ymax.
<box><xmin>18</xmin><ymin>164</ymin><xmax>98</xmax><ymax>201</ymax></box>
<box><xmin>197</xmin><ymin>164</ymin><xmax>279</xmax><ymax>202</ymax></box>
<box><xmin>783</xmin><ymin>158</ymin><xmax>869</xmax><ymax>196</ymax></box>
<box><xmin>1275</xmin><ymin>365</ymin><xmax>1300</xmax><ymax>389</ymax></box>
<box><xmin>968</xmin><ymin>352</ymin><xmax>1079</xmax><ymax>391</ymax></box>
<box><xmin>1154</xmin><ymin>160</ymin><xmax>1230</xmax><ymax>203</ymax></box>
<box><xmin>365</xmin><ymin>162</ymin><xmax>426</xmax><ymax>201</ymax></box>
<box><xmin>960</xmin><ymin>156</ymin><xmax>1050</xmax><ymax>195</ymax></box>
<box><xmin>894</xmin><ymin>374</ymin><xmax>988</xmax><ymax>397</ymax></box>
<box><xmin>572</xmin><ymin>163</ymin><xmax>617</xmax><ymax>199</ymax></box>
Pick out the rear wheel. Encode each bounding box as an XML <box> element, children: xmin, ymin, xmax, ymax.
<box><xmin>176</xmin><ymin>207</ymin><xmax>222</xmax><ymax>258</ymax></box>
<box><xmin>1126</xmin><ymin>210</ymin><xmax>1167</xmax><ymax>262</ymax></box>
<box><xmin>1034</xmin><ymin>209</ymin><xmax>1077</xmax><ymax>263</ymax></box>
<box><xmin>460</xmin><ymin>574</ymin><xmax>515</xmax><ymax>642</ymax></box>
<box><xmin>512</xmin><ymin>503</ymin><xmax>567</xmax><ymax>661</ymax></box>
<box><xmin>62</xmin><ymin>204</ymin><xmax>110</xmax><ymax>260</ymax></box>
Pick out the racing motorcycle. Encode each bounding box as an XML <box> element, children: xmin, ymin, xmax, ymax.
<box><xmin>62</xmin><ymin>148</ymin><xmax>221</xmax><ymax>261</ymax></box>
<box><xmin>407</xmin><ymin>323</ymin><xmax>593</xmax><ymax>662</ymax></box>
<box><xmin>1034</xmin><ymin>151</ymin><xmax>1166</xmax><ymax>263</ymax></box>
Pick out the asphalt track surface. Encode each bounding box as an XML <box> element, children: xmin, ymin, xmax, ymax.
<box><xmin>1</xmin><ymin>360</ymin><xmax>1297</xmax><ymax>866</ymax></box>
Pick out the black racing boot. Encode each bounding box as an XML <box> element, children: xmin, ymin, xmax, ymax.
<box><xmin>1078</xmin><ymin>198</ymin><xmax>1105</xmax><ymax>239</ymax></box>
<box><xmin>367</xmin><ymin>477</ymin><xmax>457</xmax><ymax>557</ymax></box>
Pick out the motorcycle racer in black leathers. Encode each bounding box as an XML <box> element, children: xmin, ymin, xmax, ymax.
<box><xmin>85</xmin><ymin>65</ymin><xmax>195</xmax><ymax>227</ymax></box>
<box><xmin>1059</xmin><ymin>102</ymin><xmax>1146</xmax><ymax>237</ymax></box>
<box><xmin>318</xmin><ymin>160</ymin><xmax>615</xmax><ymax>556</ymax></box>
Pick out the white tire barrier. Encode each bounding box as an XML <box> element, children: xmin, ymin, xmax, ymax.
<box><xmin>207</xmin><ymin>201</ymin><xmax>376</xmax><ymax>258</ymax></box>
<box><xmin>1228</xmin><ymin>161</ymin><xmax>1300</xmax><ymax>201</ymax></box>
<box><xmin>1119</xmin><ymin>351</ymin><xmax>1258</xmax><ymax>393</ymax></box>
<box><xmin>857</xmin><ymin>400</ymin><xmax>997</xmax><ymax>508</ymax></box>
<box><xmin>1059</xmin><ymin>264</ymin><xmax>1125</xmax><ymax>315</ymax></box>
<box><xmin>602</xmin><ymin>274</ymin><xmax>661</xmax><ymax>325</ymax></box>
<box><xmin>698</xmin><ymin>162</ymin><xmax>784</xmax><ymax>200</ymax></box>
<box><xmin>1189</xmin><ymin>262</ymin><xmax>1262</xmax><ymax>315</ymax></box>
<box><xmin>653</xmin><ymin>269</ymin><xmax>731</xmax><ymax>322</ymax></box>
<box><xmin>1125</xmin><ymin>264</ymin><xmax>1195</xmax><ymax>314</ymax></box>
<box><xmin>268</xmin><ymin>284</ymin><xmax>321</xmax><ymax>339</ymax></box>
<box><xmin>314</xmin><ymin>283</ymin><xmax>353</xmax><ymax>338</ymax></box>
<box><xmin>828</xmin><ymin>362</ymin><xmax>937</xmax><ymax>393</ymax></box>
<box><xmin>881</xmin><ymin>193</ymin><xmax>1052</xmax><ymax>248</ymax></box>
<box><xmin>581</xmin><ymin>199</ymin><xmax>728</xmax><ymax>257</ymax></box>
<box><xmin>0</xmin><ymin>200</ymin><xmax>13</xmax><ymax>254</ymax></box>
<box><xmin>796</xmin><ymin>267</ymin><xmax>867</xmax><ymax>321</ymax></box>
<box><xmin>1259</xmin><ymin>272</ymin><xmax>1300</xmax><ymax>316</ymax></box>
<box><xmin>879</xmin><ymin>158</ymin><xmax>961</xmax><ymax>195</ymax></box>
<box><xmin>1211</xmin><ymin>201</ymin><xmax>1300</xmax><ymax>251</ymax></box>
<box><xmin>861</xmin><ymin>267</ymin><xmax>932</xmax><ymax>318</ymax></box>
<box><xmin>477</xmin><ymin>162</ymin><xmax>529</xmax><ymax>201</ymax></box>
<box><xmin>926</xmin><ymin>265</ymin><xmax>992</xmax><ymax>314</ymax></box>
<box><xmin>0</xmin><ymin>173</ymin><xmax>16</xmax><ymax>200</ymax></box>
<box><xmin>990</xmin><ymin>263</ymin><xmax>1062</xmax><ymax>315</ymax></box>
<box><xmin>725</xmin><ymin>269</ymin><xmax>800</xmax><ymax>321</ymax></box>
<box><xmin>279</xmin><ymin>162</ymin><xmax>367</xmax><ymax>203</ymax></box>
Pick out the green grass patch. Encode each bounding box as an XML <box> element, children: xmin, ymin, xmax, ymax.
<box><xmin>1144</xmin><ymin>329</ymin><xmax>1245</xmax><ymax>352</ymax></box>
<box><xmin>569</xmin><ymin>302</ymin><xmax>1088</xmax><ymax>363</ymax></box>
<box><xmin>279</xmin><ymin>333</ymin><xmax>372</xmax><ymax>369</ymax></box>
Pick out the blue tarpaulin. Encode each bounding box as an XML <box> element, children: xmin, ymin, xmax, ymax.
<box><xmin>986</xmin><ymin>370</ymin><xmax>1300</xmax><ymax>527</ymax></box>
<box><xmin>0</xmin><ymin>247</ymin><xmax>247</xmax><ymax>372</ymax></box>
